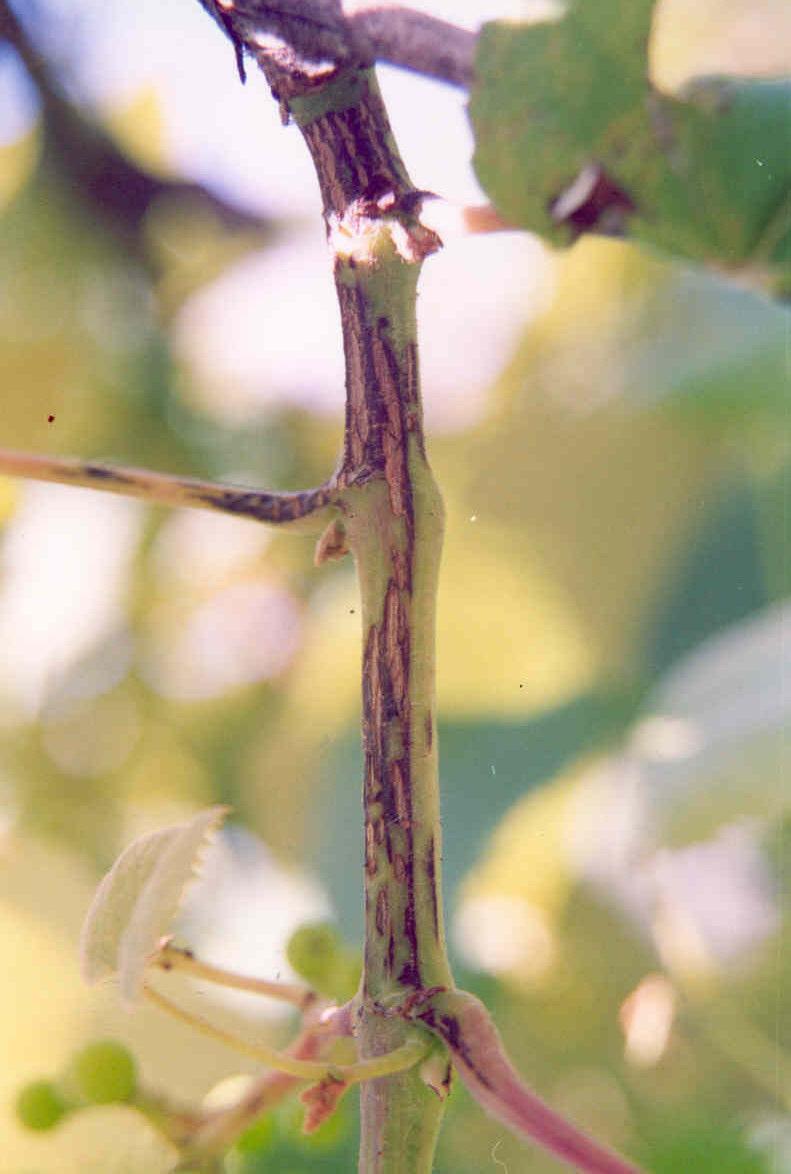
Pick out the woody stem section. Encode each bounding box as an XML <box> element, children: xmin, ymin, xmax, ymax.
<box><xmin>264</xmin><ymin>60</ymin><xmax>453</xmax><ymax>1172</ymax></box>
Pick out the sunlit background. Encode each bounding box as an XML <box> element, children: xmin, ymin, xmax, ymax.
<box><xmin>0</xmin><ymin>0</ymin><xmax>789</xmax><ymax>1170</ymax></box>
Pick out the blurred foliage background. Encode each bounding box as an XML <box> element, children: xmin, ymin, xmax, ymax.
<box><xmin>0</xmin><ymin>0</ymin><xmax>788</xmax><ymax>1170</ymax></box>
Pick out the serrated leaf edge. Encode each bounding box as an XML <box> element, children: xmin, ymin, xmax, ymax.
<box><xmin>79</xmin><ymin>806</ymin><xmax>230</xmax><ymax>1005</ymax></box>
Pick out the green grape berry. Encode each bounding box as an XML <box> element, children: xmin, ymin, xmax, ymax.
<box><xmin>66</xmin><ymin>1040</ymin><xmax>137</xmax><ymax>1105</ymax></box>
<box><xmin>286</xmin><ymin>922</ymin><xmax>360</xmax><ymax>1000</ymax></box>
<box><xmin>15</xmin><ymin>1079</ymin><xmax>69</xmax><ymax>1131</ymax></box>
<box><xmin>287</xmin><ymin>922</ymin><xmax>340</xmax><ymax>977</ymax></box>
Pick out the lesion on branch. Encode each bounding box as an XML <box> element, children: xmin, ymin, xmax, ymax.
<box><xmin>196</xmin><ymin>0</ymin><xmax>476</xmax><ymax>89</ymax></box>
<box><xmin>0</xmin><ymin>448</ymin><xmax>337</xmax><ymax>531</ymax></box>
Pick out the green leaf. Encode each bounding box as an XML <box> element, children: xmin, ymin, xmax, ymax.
<box><xmin>470</xmin><ymin>1</ymin><xmax>655</xmax><ymax>240</ymax></box>
<box><xmin>631</xmin><ymin>78</ymin><xmax>791</xmax><ymax>276</ymax></box>
<box><xmin>79</xmin><ymin>806</ymin><xmax>228</xmax><ymax>1004</ymax></box>
<box><xmin>470</xmin><ymin>3</ymin><xmax>791</xmax><ymax>288</ymax></box>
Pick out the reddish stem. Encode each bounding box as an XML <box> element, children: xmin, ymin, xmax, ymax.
<box><xmin>413</xmin><ymin>990</ymin><xmax>643</xmax><ymax>1174</ymax></box>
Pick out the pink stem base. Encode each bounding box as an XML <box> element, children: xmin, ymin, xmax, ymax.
<box><xmin>412</xmin><ymin>990</ymin><xmax>642</xmax><ymax>1174</ymax></box>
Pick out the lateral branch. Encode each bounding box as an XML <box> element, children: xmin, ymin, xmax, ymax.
<box><xmin>195</xmin><ymin>0</ymin><xmax>476</xmax><ymax>88</ymax></box>
<box><xmin>0</xmin><ymin>448</ymin><xmax>335</xmax><ymax>529</ymax></box>
<box><xmin>410</xmin><ymin>988</ymin><xmax>644</xmax><ymax>1174</ymax></box>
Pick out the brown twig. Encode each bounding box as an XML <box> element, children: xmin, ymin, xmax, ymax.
<box><xmin>195</xmin><ymin>0</ymin><xmax>476</xmax><ymax>88</ymax></box>
<box><xmin>0</xmin><ymin>448</ymin><xmax>336</xmax><ymax>530</ymax></box>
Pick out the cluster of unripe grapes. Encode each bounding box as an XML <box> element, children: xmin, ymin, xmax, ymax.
<box><xmin>16</xmin><ymin>1039</ymin><xmax>137</xmax><ymax>1132</ymax></box>
<box><xmin>15</xmin><ymin>923</ymin><xmax>359</xmax><ymax>1146</ymax></box>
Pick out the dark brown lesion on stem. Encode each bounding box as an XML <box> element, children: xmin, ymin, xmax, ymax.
<box><xmin>279</xmin><ymin>68</ymin><xmax>444</xmax><ymax>1000</ymax></box>
<box><xmin>189</xmin><ymin>483</ymin><xmax>332</xmax><ymax>523</ymax></box>
<box><xmin>414</xmin><ymin>1007</ymin><xmax>494</xmax><ymax>1091</ymax></box>
<box><xmin>335</xmin><ymin>279</ymin><xmax>421</xmax><ymax>511</ymax></box>
<box><xmin>361</xmin><ymin>591</ymin><xmax>421</xmax><ymax>991</ymax></box>
<box><xmin>361</xmin><ymin>602</ymin><xmax>422</xmax><ymax>992</ymax></box>
<box><xmin>80</xmin><ymin>464</ymin><xmax>137</xmax><ymax>487</ymax></box>
<box><xmin>426</xmin><ymin>835</ymin><xmax>439</xmax><ymax>941</ymax></box>
<box><xmin>302</xmin><ymin>108</ymin><xmax>410</xmax><ymax>219</ymax></box>
<box><xmin>235</xmin><ymin>40</ymin><xmax>451</xmax><ymax>1167</ymax></box>
<box><xmin>278</xmin><ymin>70</ymin><xmax>445</xmax><ymax>1004</ymax></box>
